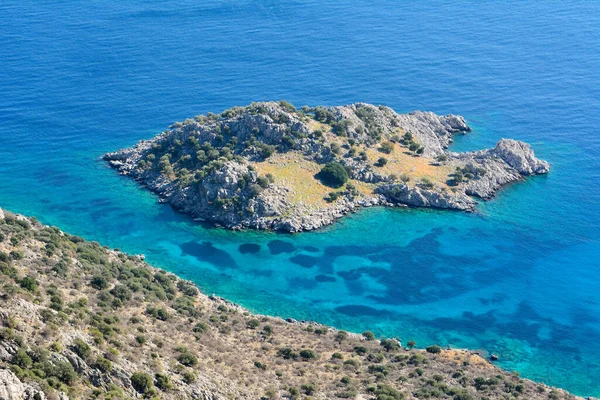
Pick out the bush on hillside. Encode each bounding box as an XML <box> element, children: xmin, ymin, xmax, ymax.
<box><xmin>316</xmin><ymin>163</ymin><xmax>349</xmax><ymax>188</ymax></box>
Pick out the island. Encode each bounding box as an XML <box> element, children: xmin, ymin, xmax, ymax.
<box><xmin>0</xmin><ymin>208</ymin><xmax>580</xmax><ymax>399</ymax></box>
<box><xmin>104</xmin><ymin>101</ymin><xmax>549</xmax><ymax>232</ymax></box>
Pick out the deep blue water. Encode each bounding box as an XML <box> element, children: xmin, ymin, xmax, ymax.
<box><xmin>1</xmin><ymin>1</ymin><xmax>600</xmax><ymax>396</ymax></box>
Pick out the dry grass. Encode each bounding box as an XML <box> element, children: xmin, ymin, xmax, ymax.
<box><xmin>364</xmin><ymin>144</ymin><xmax>454</xmax><ymax>187</ymax></box>
<box><xmin>254</xmin><ymin>152</ymin><xmax>335</xmax><ymax>207</ymax></box>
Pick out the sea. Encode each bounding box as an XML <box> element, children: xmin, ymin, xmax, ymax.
<box><xmin>1</xmin><ymin>1</ymin><xmax>599</xmax><ymax>396</ymax></box>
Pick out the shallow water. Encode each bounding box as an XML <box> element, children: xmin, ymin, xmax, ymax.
<box><xmin>1</xmin><ymin>1</ymin><xmax>599</xmax><ymax>395</ymax></box>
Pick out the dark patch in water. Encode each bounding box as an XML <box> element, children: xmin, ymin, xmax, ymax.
<box><xmin>48</xmin><ymin>203</ymin><xmax>73</xmax><ymax>212</ymax></box>
<box><xmin>315</xmin><ymin>274</ymin><xmax>336</xmax><ymax>283</ymax></box>
<box><xmin>268</xmin><ymin>240</ymin><xmax>295</xmax><ymax>254</ymax></box>
<box><xmin>478</xmin><ymin>293</ymin><xmax>508</xmax><ymax>305</ymax></box>
<box><xmin>289</xmin><ymin>277</ymin><xmax>318</xmax><ymax>290</ymax></box>
<box><xmin>239</xmin><ymin>243</ymin><xmax>261</xmax><ymax>254</ymax></box>
<box><xmin>249</xmin><ymin>269</ymin><xmax>273</xmax><ymax>278</ymax></box>
<box><xmin>335</xmin><ymin>305</ymin><xmax>383</xmax><ymax>317</ymax></box>
<box><xmin>303</xmin><ymin>246</ymin><xmax>320</xmax><ymax>253</ymax></box>
<box><xmin>180</xmin><ymin>241</ymin><xmax>237</xmax><ymax>269</ymax></box>
<box><xmin>290</xmin><ymin>254</ymin><xmax>319</xmax><ymax>268</ymax></box>
<box><xmin>118</xmin><ymin>212</ymin><xmax>137</xmax><ymax>219</ymax></box>
<box><xmin>363</xmin><ymin>230</ymin><xmax>485</xmax><ymax>305</ymax></box>
<box><xmin>362</xmin><ymin>267</ymin><xmax>388</xmax><ymax>278</ymax></box>
<box><xmin>90</xmin><ymin>197</ymin><xmax>113</xmax><ymax>206</ymax></box>
<box><xmin>338</xmin><ymin>270</ymin><xmax>363</xmax><ymax>281</ymax></box>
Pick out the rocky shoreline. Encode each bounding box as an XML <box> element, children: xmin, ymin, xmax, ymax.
<box><xmin>0</xmin><ymin>209</ymin><xmax>585</xmax><ymax>399</ymax></box>
<box><xmin>104</xmin><ymin>102</ymin><xmax>549</xmax><ymax>232</ymax></box>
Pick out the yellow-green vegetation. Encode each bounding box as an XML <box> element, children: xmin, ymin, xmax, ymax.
<box><xmin>254</xmin><ymin>152</ymin><xmax>333</xmax><ymax>207</ymax></box>
<box><xmin>364</xmin><ymin>144</ymin><xmax>454</xmax><ymax>187</ymax></box>
<box><xmin>0</xmin><ymin>210</ymin><xmax>579</xmax><ymax>399</ymax></box>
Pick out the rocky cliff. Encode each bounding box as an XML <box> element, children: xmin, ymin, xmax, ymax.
<box><xmin>104</xmin><ymin>101</ymin><xmax>549</xmax><ymax>231</ymax></box>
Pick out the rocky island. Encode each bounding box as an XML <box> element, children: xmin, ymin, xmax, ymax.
<box><xmin>104</xmin><ymin>101</ymin><xmax>549</xmax><ymax>231</ymax></box>
<box><xmin>0</xmin><ymin>208</ymin><xmax>581</xmax><ymax>399</ymax></box>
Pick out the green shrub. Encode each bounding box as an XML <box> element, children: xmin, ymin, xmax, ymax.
<box><xmin>426</xmin><ymin>345</ymin><xmax>442</xmax><ymax>354</ymax></box>
<box><xmin>277</xmin><ymin>347</ymin><xmax>298</xmax><ymax>360</ymax></box>
<box><xmin>146</xmin><ymin>306</ymin><xmax>169</xmax><ymax>321</ymax></box>
<box><xmin>299</xmin><ymin>349</ymin><xmax>316</xmax><ymax>360</ymax></box>
<box><xmin>246</xmin><ymin>319</ymin><xmax>260</xmax><ymax>329</ymax></box>
<box><xmin>90</xmin><ymin>276</ymin><xmax>108</xmax><ymax>290</ymax></box>
<box><xmin>317</xmin><ymin>162</ymin><xmax>349</xmax><ymax>188</ymax></box>
<box><xmin>94</xmin><ymin>356</ymin><xmax>112</xmax><ymax>372</ymax></box>
<box><xmin>379</xmin><ymin>141</ymin><xmax>394</xmax><ymax>154</ymax></box>
<box><xmin>301</xmin><ymin>383</ymin><xmax>316</xmax><ymax>395</ymax></box>
<box><xmin>177</xmin><ymin>352</ymin><xmax>198</xmax><ymax>367</ymax></box>
<box><xmin>11</xmin><ymin>349</ymin><xmax>32</xmax><ymax>368</ymax></box>
<box><xmin>373</xmin><ymin>384</ymin><xmax>405</xmax><ymax>399</ymax></box>
<box><xmin>343</xmin><ymin>359</ymin><xmax>360</xmax><ymax>370</ymax></box>
<box><xmin>131</xmin><ymin>372</ymin><xmax>153</xmax><ymax>394</ymax></box>
<box><xmin>192</xmin><ymin>322</ymin><xmax>209</xmax><ymax>333</ymax></box>
<box><xmin>254</xmin><ymin>361</ymin><xmax>267</xmax><ymax>370</ymax></box>
<box><xmin>109</xmin><ymin>285</ymin><xmax>132</xmax><ymax>303</ymax></box>
<box><xmin>376</xmin><ymin>157</ymin><xmax>388</xmax><ymax>167</ymax></box>
<box><xmin>72</xmin><ymin>338</ymin><xmax>91</xmax><ymax>359</ymax></box>
<box><xmin>331</xmin><ymin>120</ymin><xmax>350</xmax><ymax>136</ymax></box>
<box><xmin>256</xmin><ymin>176</ymin><xmax>270</xmax><ymax>189</ymax></box>
<box><xmin>335</xmin><ymin>331</ymin><xmax>348</xmax><ymax>342</ymax></box>
<box><xmin>420</xmin><ymin>178</ymin><xmax>435</xmax><ymax>189</ymax></box>
<box><xmin>20</xmin><ymin>276</ymin><xmax>37</xmax><ymax>292</ymax></box>
<box><xmin>362</xmin><ymin>331</ymin><xmax>375</xmax><ymax>341</ymax></box>
<box><xmin>380</xmin><ymin>338</ymin><xmax>401</xmax><ymax>352</ymax></box>
<box><xmin>47</xmin><ymin>361</ymin><xmax>76</xmax><ymax>385</ymax></box>
<box><xmin>325</xmin><ymin>191</ymin><xmax>340</xmax><ymax>203</ymax></box>
<box><xmin>0</xmin><ymin>262</ymin><xmax>16</xmax><ymax>277</ymax></box>
<box><xmin>279</xmin><ymin>100</ymin><xmax>296</xmax><ymax>113</ymax></box>
<box><xmin>155</xmin><ymin>373</ymin><xmax>172</xmax><ymax>390</ymax></box>
<box><xmin>182</xmin><ymin>371</ymin><xmax>196</xmax><ymax>384</ymax></box>
<box><xmin>368</xmin><ymin>364</ymin><xmax>389</xmax><ymax>376</ymax></box>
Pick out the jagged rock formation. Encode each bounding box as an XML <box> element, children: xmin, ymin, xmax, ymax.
<box><xmin>0</xmin><ymin>209</ymin><xmax>581</xmax><ymax>400</ymax></box>
<box><xmin>104</xmin><ymin>101</ymin><xmax>549</xmax><ymax>231</ymax></box>
<box><xmin>0</xmin><ymin>368</ymin><xmax>49</xmax><ymax>400</ymax></box>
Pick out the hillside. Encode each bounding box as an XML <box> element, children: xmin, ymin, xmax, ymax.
<box><xmin>0</xmin><ymin>208</ymin><xmax>579</xmax><ymax>400</ymax></box>
<box><xmin>104</xmin><ymin>101</ymin><xmax>549</xmax><ymax>232</ymax></box>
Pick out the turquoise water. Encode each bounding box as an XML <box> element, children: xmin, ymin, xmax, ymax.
<box><xmin>1</xmin><ymin>1</ymin><xmax>600</xmax><ymax>395</ymax></box>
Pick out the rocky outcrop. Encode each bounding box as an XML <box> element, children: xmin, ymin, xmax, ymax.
<box><xmin>376</xmin><ymin>183</ymin><xmax>476</xmax><ymax>211</ymax></box>
<box><xmin>396</xmin><ymin>111</ymin><xmax>470</xmax><ymax>157</ymax></box>
<box><xmin>0</xmin><ymin>208</ymin><xmax>4</xmax><ymax>221</ymax></box>
<box><xmin>0</xmin><ymin>369</ymin><xmax>47</xmax><ymax>400</ymax></box>
<box><xmin>493</xmin><ymin>139</ymin><xmax>550</xmax><ymax>175</ymax></box>
<box><xmin>104</xmin><ymin>101</ymin><xmax>549</xmax><ymax>232</ymax></box>
<box><xmin>451</xmin><ymin>139</ymin><xmax>551</xmax><ymax>199</ymax></box>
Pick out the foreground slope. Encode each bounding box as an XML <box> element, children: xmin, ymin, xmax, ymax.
<box><xmin>104</xmin><ymin>101</ymin><xmax>549</xmax><ymax>232</ymax></box>
<box><xmin>0</xmin><ymin>208</ymin><xmax>580</xmax><ymax>400</ymax></box>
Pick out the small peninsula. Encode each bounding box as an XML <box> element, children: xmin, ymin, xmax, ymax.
<box><xmin>104</xmin><ymin>101</ymin><xmax>549</xmax><ymax>232</ymax></box>
<box><xmin>0</xmin><ymin>208</ymin><xmax>580</xmax><ymax>399</ymax></box>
